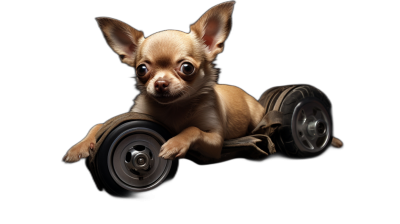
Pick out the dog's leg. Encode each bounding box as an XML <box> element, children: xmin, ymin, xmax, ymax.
<box><xmin>159</xmin><ymin>126</ymin><xmax>223</xmax><ymax>160</ymax></box>
<box><xmin>63</xmin><ymin>124</ymin><xmax>103</xmax><ymax>163</ymax></box>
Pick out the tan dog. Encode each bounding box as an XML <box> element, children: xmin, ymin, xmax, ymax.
<box><xmin>63</xmin><ymin>1</ymin><xmax>265</xmax><ymax>162</ymax></box>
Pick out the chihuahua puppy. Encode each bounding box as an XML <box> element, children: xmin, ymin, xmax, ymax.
<box><xmin>63</xmin><ymin>1</ymin><xmax>265</xmax><ymax>162</ymax></box>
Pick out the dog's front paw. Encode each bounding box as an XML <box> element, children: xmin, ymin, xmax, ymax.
<box><xmin>63</xmin><ymin>140</ymin><xmax>94</xmax><ymax>163</ymax></box>
<box><xmin>159</xmin><ymin>137</ymin><xmax>190</xmax><ymax>160</ymax></box>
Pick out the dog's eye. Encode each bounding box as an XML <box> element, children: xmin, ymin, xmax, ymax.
<box><xmin>180</xmin><ymin>62</ymin><xmax>195</xmax><ymax>75</ymax></box>
<box><xmin>136</xmin><ymin>65</ymin><xmax>148</xmax><ymax>76</ymax></box>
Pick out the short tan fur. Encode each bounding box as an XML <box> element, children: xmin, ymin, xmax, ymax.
<box><xmin>63</xmin><ymin>1</ymin><xmax>266</xmax><ymax>162</ymax></box>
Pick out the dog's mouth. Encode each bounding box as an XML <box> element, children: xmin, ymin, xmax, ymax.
<box><xmin>151</xmin><ymin>92</ymin><xmax>185</xmax><ymax>104</ymax></box>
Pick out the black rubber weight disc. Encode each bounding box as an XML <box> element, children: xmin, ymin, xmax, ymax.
<box><xmin>95</xmin><ymin>120</ymin><xmax>175</xmax><ymax>196</ymax></box>
<box><xmin>274</xmin><ymin>85</ymin><xmax>333</xmax><ymax>157</ymax></box>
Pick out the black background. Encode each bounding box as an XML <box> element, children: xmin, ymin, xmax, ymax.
<box><xmin>25</xmin><ymin>1</ymin><xmax>379</xmax><ymax>220</ymax></box>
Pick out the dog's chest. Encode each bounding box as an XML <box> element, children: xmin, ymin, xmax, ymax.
<box><xmin>131</xmin><ymin>96</ymin><xmax>221</xmax><ymax>134</ymax></box>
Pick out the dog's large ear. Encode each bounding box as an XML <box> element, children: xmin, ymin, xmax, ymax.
<box><xmin>96</xmin><ymin>17</ymin><xmax>144</xmax><ymax>67</ymax></box>
<box><xmin>190</xmin><ymin>1</ymin><xmax>235</xmax><ymax>60</ymax></box>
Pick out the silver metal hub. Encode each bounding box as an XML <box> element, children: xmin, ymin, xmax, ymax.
<box><xmin>291</xmin><ymin>98</ymin><xmax>332</xmax><ymax>153</ymax></box>
<box><xmin>307</xmin><ymin>119</ymin><xmax>327</xmax><ymax>137</ymax></box>
<box><xmin>125</xmin><ymin>147</ymin><xmax>152</xmax><ymax>171</ymax></box>
<box><xmin>107</xmin><ymin>127</ymin><xmax>172</xmax><ymax>191</ymax></box>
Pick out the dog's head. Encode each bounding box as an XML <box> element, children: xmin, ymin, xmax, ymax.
<box><xmin>96</xmin><ymin>1</ymin><xmax>234</xmax><ymax>104</ymax></box>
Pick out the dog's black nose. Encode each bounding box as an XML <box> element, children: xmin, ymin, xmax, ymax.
<box><xmin>154</xmin><ymin>80</ymin><xmax>169</xmax><ymax>93</ymax></box>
